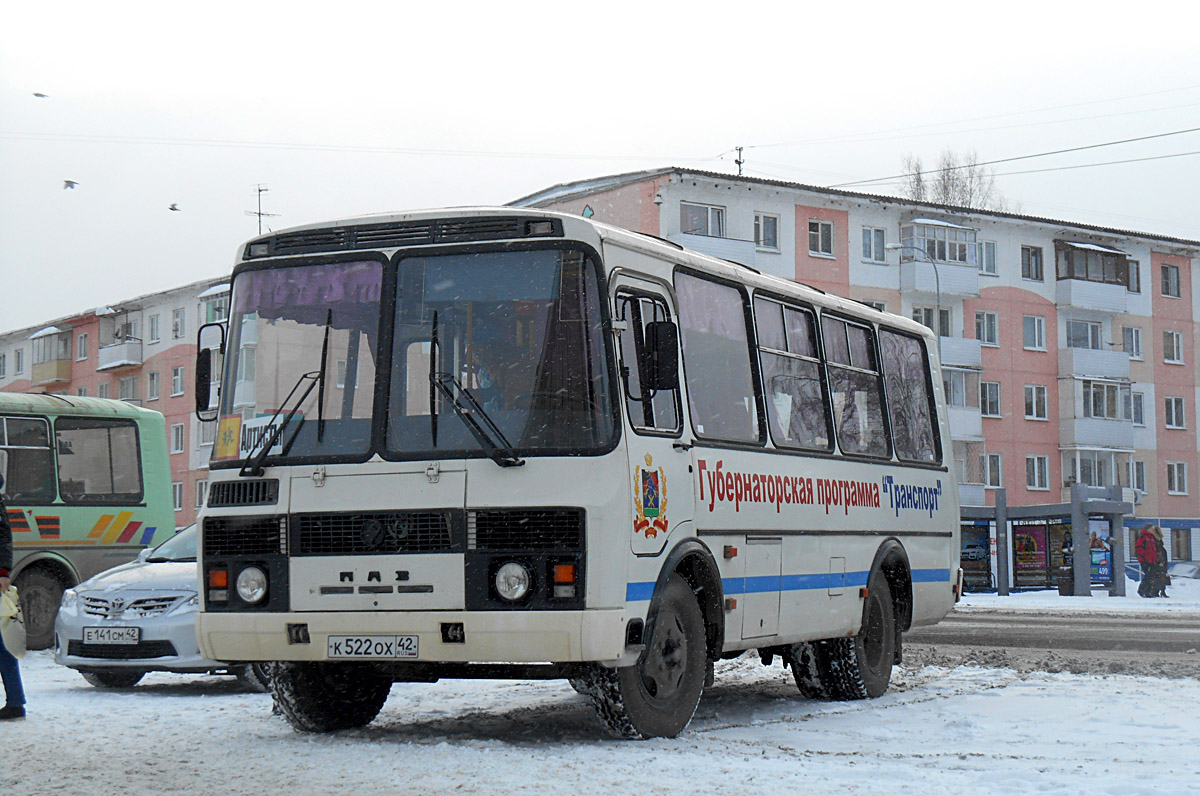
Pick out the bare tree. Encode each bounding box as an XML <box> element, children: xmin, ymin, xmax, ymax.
<box><xmin>901</xmin><ymin>149</ymin><xmax>1008</xmax><ymax>211</ymax></box>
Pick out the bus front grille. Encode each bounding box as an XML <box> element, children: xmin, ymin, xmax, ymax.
<box><xmin>292</xmin><ymin>511</ymin><xmax>458</xmax><ymax>555</ymax></box>
<box><xmin>203</xmin><ymin>516</ymin><xmax>287</xmax><ymax>556</ymax></box>
<box><xmin>467</xmin><ymin>508</ymin><xmax>584</xmax><ymax>552</ymax></box>
<box><xmin>208</xmin><ymin>479</ymin><xmax>279</xmax><ymax>507</ymax></box>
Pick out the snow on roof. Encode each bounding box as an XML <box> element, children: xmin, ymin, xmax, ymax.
<box><xmin>30</xmin><ymin>325</ymin><xmax>63</xmax><ymax>338</ymax></box>
<box><xmin>909</xmin><ymin>217</ymin><xmax>975</xmax><ymax>230</ymax></box>
<box><xmin>1063</xmin><ymin>241</ymin><xmax>1127</xmax><ymax>255</ymax></box>
<box><xmin>197</xmin><ymin>283</ymin><xmax>230</xmax><ymax>298</ymax></box>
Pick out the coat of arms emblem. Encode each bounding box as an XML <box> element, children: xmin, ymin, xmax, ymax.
<box><xmin>634</xmin><ymin>453</ymin><xmax>669</xmax><ymax>538</ymax></box>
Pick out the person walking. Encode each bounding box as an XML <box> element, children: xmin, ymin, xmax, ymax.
<box><xmin>1135</xmin><ymin>525</ymin><xmax>1159</xmax><ymax>598</ymax></box>
<box><xmin>0</xmin><ymin>474</ymin><xmax>27</xmax><ymax>719</ymax></box>
<box><xmin>1151</xmin><ymin>526</ymin><xmax>1170</xmax><ymax>598</ymax></box>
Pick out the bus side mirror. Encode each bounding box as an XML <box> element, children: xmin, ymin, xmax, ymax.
<box><xmin>644</xmin><ymin>321</ymin><xmax>679</xmax><ymax>391</ymax></box>
<box><xmin>195</xmin><ymin>322</ymin><xmax>226</xmax><ymax>422</ymax></box>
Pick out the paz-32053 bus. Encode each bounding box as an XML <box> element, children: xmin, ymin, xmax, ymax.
<box><xmin>194</xmin><ymin>208</ymin><xmax>960</xmax><ymax>739</ymax></box>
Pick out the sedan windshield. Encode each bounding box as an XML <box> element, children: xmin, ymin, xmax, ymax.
<box><xmin>213</xmin><ymin>260</ymin><xmax>383</xmax><ymax>466</ymax></box>
<box><xmin>146</xmin><ymin>525</ymin><xmax>197</xmax><ymax>562</ymax></box>
<box><xmin>387</xmin><ymin>247</ymin><xmax>615</xmax><ymax>458</ymax></box>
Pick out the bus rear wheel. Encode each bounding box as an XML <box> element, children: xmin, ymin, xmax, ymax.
<box><xmin>271</xmin><ymin>662</ymin><xmax>392</xmax><ymax>733</ymax></box>
<box><xmin>16</xmin><ymin>568</ymin><xmax>67</xmax><ymax>650</ymax></box>
<box><xmin>816</xmin><ymin>571</ymin><xmax>896</xmax><ymax>700</ymax></box>
<box><xmin>585</xmin><ymin>575</ymin><xmax>706</xmax><ymax>739</ymax></box>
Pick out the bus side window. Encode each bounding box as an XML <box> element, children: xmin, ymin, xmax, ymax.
<box><xmin>820</xmin><ymin>316</ymin><xmax>890</xmax><ymax>458</ymax></box>
<box><xmin>753</xmin><ymin>297</ymin><xmax>832</xmax><ymax>452</ymax></box>
<box><xmin>616</xmin><ymin>294</ymin><xmax>681</xmax><ymax>434</ymax></box>
<box><xmin>675</xmin><ymin>272</ymin><xmax>760</xmax><ymax>443</ymax></box>
<box><xmin>0</xmin><ymin>416</ymin><xmax>57</xmax><ymax>503</ymax></box>
<box><xmin>880</xmin><ymin>329</ymin><xmax>940</xmax><ymax>464</ymax></box>
<box><xmin>54</xmin><ymin>417</ymin><xmax>144</xmax><ymax>504</ymax></box>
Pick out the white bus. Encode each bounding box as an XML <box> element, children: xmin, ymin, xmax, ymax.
<box><xmin>194</xmin><ymin>208</ymin><xmax>960</xmax><ymax>739</ymax></box>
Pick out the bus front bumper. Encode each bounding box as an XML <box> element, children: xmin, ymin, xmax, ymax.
<box><xmin>196</xmin><ymin>609</ymin><xmax>630</xmax><ymax>664</ymax></box>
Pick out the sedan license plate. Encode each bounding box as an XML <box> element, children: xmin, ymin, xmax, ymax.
<box><xmin>328</xmin><ymin>635</ymin><xmax>418</xmax><ymax>659</ymax></box>
<box><xmin>83</xmin><ymin>626</ymin><xmax>141</xmax><ymax>645</ymax></box>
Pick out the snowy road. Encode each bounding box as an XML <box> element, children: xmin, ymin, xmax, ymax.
<box><xmin>4</xmin><ymin>648</ymin><xmax>1197</xmax><ymax>796</ymax></box>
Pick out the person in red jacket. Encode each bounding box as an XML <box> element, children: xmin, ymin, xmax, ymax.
<box><xmin>1135</xmin><ymin>526</ymin><xmax>1160</xmax><ymax>598</ymax></box>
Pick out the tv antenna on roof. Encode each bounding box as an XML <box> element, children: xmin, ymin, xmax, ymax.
<box><xmin>245</xmin><ymin>184</ymin><xmax>280</xmax><ymax>234</ymax></box>
<box><xmin>735</xmin><ymin>146</ymin><xmax>744</xmax><ymax>176</ymax></box>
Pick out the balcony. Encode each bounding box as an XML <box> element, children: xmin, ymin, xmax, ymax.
<box><xmin>1058</xmin><ymin>347</ymin><xmax>1129</xmax><ymax>380</ymax></box>
<box><xmin>900</xmin><ymin>260</ymin><xmax>979</xmax><ymax>298</ymax></box>
<box><xmin>958</xmin><ymin>483</ymin><xmax>987</xmax><ymax>507</ymax></box>
<box><xmin>97</xmin><ymin>340</ymin><xmax>144</xmax><ymax>371</ymax></box>
<box><xmin>1055</xmin><ymin>279</ymin><xmax>1127</xmax><ymax>314</ymax></box>
<box><xmin>939</xmin><ymin>337</ymin><xmax>982</xmax><ymax>369</ymax></box>
<box><xmin>947</xmin><ymin>405</ymin><xmax>983</xmax><ymax>441</ymax></box>
<box><xmin>667</xmin><ymin>232</ymin><xmax>757</xmax><ymax>268</ymax></box>
<box><xmin>31</xmin><ymin>359</ymin><xmax>71</xmax><ymax>386</ymax></box>
<box><xmin>1059</xmin><ymin>417</ymin><xmax>1134</xmax><ymax>450</ymax></box>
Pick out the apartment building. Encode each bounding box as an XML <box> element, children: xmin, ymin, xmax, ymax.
<box><xmin>513</xmin><ymin>167</ymin><xmax>1200</xmax><ymax>562</ymax></box>
<box><xmin>0</xmin><ymin>277</ymin><xmax>229</xmax><ymax>527</ymax></box>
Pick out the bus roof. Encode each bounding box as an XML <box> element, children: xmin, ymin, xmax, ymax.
<box><xmin>0</xmin><ymin>392</ymin><xmax>164</xmax><ymax>421</ymax></box>
<box><xmin>239</xmin><ymin>206</ymin><xmax>937</xmax><ymax>343</ymax></box>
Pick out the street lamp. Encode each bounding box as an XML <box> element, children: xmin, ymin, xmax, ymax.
<box><xmin>887</xmin><ymin>242</ymin><xmax>943</xmax><ymax>361</ymax></box>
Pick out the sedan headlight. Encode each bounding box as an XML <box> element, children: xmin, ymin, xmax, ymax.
<box><xmin>235</xmin><ymin>567</ymin><xmax>268</xmax><ymax>604</ymax></box>
<box><xmin>494</xmin><ymin>562</ymin><xmax>531</xmax><ymax>602</ymax></box>
<box><xmin>167</xmin><ymin>593</ymin><xmax>200</xmax><ymax>615</ymax></box>
<box><xmin>60</xmin><ymin>589</ymin><xmax>79</xmax><ymax>610</ymax></box>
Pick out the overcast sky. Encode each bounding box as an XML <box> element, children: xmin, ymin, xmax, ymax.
<box><xmin>3</xmin><ymin>1</ymin><xmax>1199</xmax><ymax>331</ymax></box>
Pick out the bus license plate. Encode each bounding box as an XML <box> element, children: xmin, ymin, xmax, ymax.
<box><xmin>328</xmin><ymin>635</ymin><xmax>419</xmax><ymax>659</ymax></box>
<box><xmin>84</xmin><ymin>626</ymin><xmax>141</xmax><ymax>645</ymax></box>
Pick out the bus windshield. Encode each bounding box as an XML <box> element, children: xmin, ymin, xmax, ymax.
<box><xmin>387</xmin><ymin>247</ymin><xmax>614</xmax><ymax>458</ymax></box>
<box><xmin>214</xmin><ymin>259</ymin><xmax>383</xmax><ymax>465</ymax></box>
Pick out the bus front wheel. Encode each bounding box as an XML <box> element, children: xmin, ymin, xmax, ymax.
<box><xmin>270</xmin><ymin>662</ymin><xmax>392</xmax><ymax>733</ymax></box>
<box><xmin>585</xmin><ymin>574</ymin><xmax>706</xmax><ymax>739</ymax></box>
<box><xmin>16</xmin><ymin>567</ymin><xmax>68</xmax><ymax>650</ymax></box>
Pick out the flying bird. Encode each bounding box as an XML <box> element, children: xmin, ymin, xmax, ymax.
<box><xmin>168</xmin><ymin>203</ymin><xmax>180</xmax><ymax>211</ymax></box>
<box><xmin>33</xmin><ymin>92</ymin><xmax>48</xmax><ymax>98</ymax></box>
<box><xmin>63</xmin><ymin>180</ymin><xmax>78</xmax><ymax>189</ymax></box>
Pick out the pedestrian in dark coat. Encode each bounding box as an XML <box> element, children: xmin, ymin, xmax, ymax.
<box><xmin>1135</xmin><ymin>526</ymin><xmax>1158</xmax><ymax>598</ymax></box>
<box><xmin>1152</xmin><ymin>527</ymin><xmax>1170</xmax><ymax>598</ymax></box>
<box><xmin>0</xmin><ymin>474</ymin><xmax>27</xmax><ymax>719</ymax></box>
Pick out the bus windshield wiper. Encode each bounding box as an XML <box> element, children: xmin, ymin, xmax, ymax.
<box><xmin>429</xmin><ymin>371</ymin><xmax>524</xmax><ymax>468</ymax></box>
<box><xmin>239</xmin><ymin>369</ymin><xmax>320</xmax><ymax>477</ymax></box>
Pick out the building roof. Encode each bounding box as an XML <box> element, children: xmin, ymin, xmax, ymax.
<box><xmin>509</xmin><ymin>166</ymin><xmax>1200</xmax><ymax>251</ymax></box>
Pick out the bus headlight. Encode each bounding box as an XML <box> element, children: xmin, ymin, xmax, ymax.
<box><xmin>236</xmin><ymin>566</ymin><xmax>268</xmax><ymax>604</ymax></box>
<box><xmin>494</xmin><ymin>562</ymin><xmax>531</xmax><ymax>602</ymax></box>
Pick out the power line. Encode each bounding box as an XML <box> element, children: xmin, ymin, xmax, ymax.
<box><xmin>829</xmin><ymin>125</ymin><xmax>1200</xmax><ymax>188</ymax></box>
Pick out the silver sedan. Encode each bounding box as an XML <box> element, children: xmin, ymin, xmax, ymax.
<box><xmin>53</xmin><ymin>525</ymin><xmax>270</xmax><ymax>690</ymax></box>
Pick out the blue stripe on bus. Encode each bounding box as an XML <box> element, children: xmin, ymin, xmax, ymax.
<box><xmin>911</xmin><ymin>568</ymin><xmax>951</xmax><ymax>583</ymax></box>
<box><xmin>626</xmin><ymin>568</ymin><xmax>950</xmax><ymax>602</ymax></box>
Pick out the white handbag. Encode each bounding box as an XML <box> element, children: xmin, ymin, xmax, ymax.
<box><xmin>0</xmin><ymin>586</ymin><xmax>26</xmax><ymax>660</ymax></box>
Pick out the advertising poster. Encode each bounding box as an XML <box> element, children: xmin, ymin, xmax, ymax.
<box><xmin>960</xmin><ymin>521</ymin><xmax>991</xmax><ymax>590</ymax></box>
<box><xmin>1011</xmin><ymin>520</ymin><xmax>1049</xmax><ymax>588</ymax></box>
<box><xmin>1088</xmin><ymin>518</ymin><xmax>1113</xmax><ymax>583</ymax></box>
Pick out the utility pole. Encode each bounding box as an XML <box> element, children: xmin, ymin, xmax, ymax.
<box><xmin>735</xmin><ymin>146</ymin><xmax>744</xmax><ymax>176</ymax></box>
<box><xmin>245</xmin><ymin>184</ymin><xmax>280</xmax><ymax>235</ymax></box>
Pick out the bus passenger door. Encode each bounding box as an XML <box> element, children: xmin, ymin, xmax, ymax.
<box><xmin>613</xmin><ymin>281</ymin><xmax>692</xmax><ymax>557</ymax></box>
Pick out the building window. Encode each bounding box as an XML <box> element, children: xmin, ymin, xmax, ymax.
<box><xmin>1026</xmin><ymin>455</ymin><xmax>1049</xmax><ymax>490</ymax></box>
<box><xmin>981</xmin><ymin>381</ymin><xmax>1001</xmax><ymax>417</ymax></box>
<box><xmin>1023</xmin><ymin>315</ymin><xmax>1046</xmax><ymax>350</ymax></box>
<box><xmin>195</xmin><ymin>479</ymin><xmax>208</xmax><ymax>509</ymax></box>
<box><xmin>205</xmin><ymin>295</ymin><xmax>230</xmax><ymax>323</ymax></box>
<box><xmin>172</xmin><ymin>482</ymin><xmax>183</xmax><ymax>512</ymax></box>
<box><xmin>1083</xmin><ymin>380</ymin><xmax>1130</xmax><ymax>420</ymax></box>
<box><xmin>1165</xmin><ymin>396</ymin><xmax>1186</xmax><ymax>429</ymax></box>
<box><xmin>754</xmin><ymin>213</ymin><xmax>779</xmax><ymax>250</ymax></box>
<box><xmin>975</xmin><ymin>311</ymin><xmax>998</xmax><ymax>346</ymax></box>
<box><xmin>171</xmin><ymin>423</ymin><xmax>185</xmax><ymax>453</ymax></box>
<box><xmin>862</xmin><ymin>227</ymin><xmax>886</xmax><ymax>262</ymax></box>
<box><xmin>76</xmin><ymin>333</ymin><xmax>88</xmax><ymax>361</ymax></box>
<box><xmin>979</xmin><ymin>241</ymin><xmax>997</xmax><ymax>275</ymax></box>
<box><xmin>1162</xmin><ymin>263</ymin><xmax>1181</xmax><ymax>298</ymax></box>
<box><xmin>1167</xmin><ymin>462</ymin><xmax>1187</xmax><ymax>495</ymax></box>
<box><xmin>943</xmin><ymin>369</ymin><xmax>980</xmax><ymax>409</ymax></box>
<box><xmin>172</xmin><ymin>307</ymin><xmax>186</xmax><ymax>339</ymax></box>
<box><xmin>1122</xmin><ymin>326</ymin><xmax>1142</xmax><ymax>360</ymax></box>
<box><xmin>1164</xmin><ymin>330</ymin><xmax>1184</xmax><ymax>364</ymax></box>
<box><xmin>118</xmin><ymin>375</ymin><xmax>138</xmax><ymax>402</ymax></box>
<box><xmin>1130</xmin><ymin>391</ymin><xmax>1145</xmax><ymax>426</ymax></box>
<box><xmin>147</xmin><ymin>371</ymin><xmax>160</xmax><ymax>401</ymax></box>
<box><xmin>0</xmin><ymin>354</ymin><xmax>5</xmax><ymax>379</ymax></box>
<box><xmin>171</xmin><ymin>366</ymin><xmax>185</xmax><ymax>396</ymax></box>
<box><xmin>1127</xmin><ymin>259</ymin><xmax>1141</xmax><ymax>293</ymax></box>
<box><xmin>808</xmin><ymin>220</ymin><xmax>834</xmax><ymax>256</ymax></box>
<box><xmin>1066</xmin><ymin>319</ymin><xmax>1102</xmax><ymax>350</ymax></box>
<box><xmin>1055</xmin><ymin>243</ymin><xmax>1128</xmax><ymax>286</ymax></box>
<box><xmin>149</xmin><ymin>315</ymin><xmax>160</xmax><ymax>343</ymax></box>
<box><xmin>1128</xmin><ymin>460</ymin><xmax>1146</xmax><ymax>493</ymax></box>
<box><xmin>97</xmin><ymin>382</ymin><xmax>109</xmax><ymax>399</ymax></box>
<box><xmin>680</xmin><ymin>202</ymin><xmax>725</xmax><ymax>237</ymax></box>
<box><xmin>1021</xmin><ymin>246</ymin><xmax>1044</xmax><ymax>281</ymax></box>
<box><xmin>865</xmin><ymin>301</ymin><xmax>887</xmax><ymax>313</ymax></box>
<box><xmin>1172</xmin><ymin>527</ymin><xmax>1192</xmax><ymax>560</ymax></box>
<box><xmin>901</xmin><ymin>222</ymin><xmax>977</xmax><ymax>265</ymax></box>
<box><xmin>199</xmin><ymin>419</ymin><xmax>217</xmax><ymax>446</ymax></box>
<box><xmin>1024</xmin><ymin>384</ymin><xmax>1048</xmax><ymax>420</ymax></box>
<box><xmin>912</xmin><ymin>306</ymin><xmax>951</xmax><ymax>337</ymax></box>
<box><xmin>980</xmin><ymin>453</ymin><xmax>1002</xmax><ymax>487</ymax></box>
<box><xmin>14</xmin><ymin>350</ymin><xmax>23</xmax><ymax>374</ymax></box>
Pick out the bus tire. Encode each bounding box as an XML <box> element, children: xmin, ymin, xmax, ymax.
<box><xmin>585</xmin><ymin>575</ymin><xmax>706</xmax><ymax>739</ymax></box>
<box><xmin>816</xmin><ymin>570</ymin><xmax>896</xmax><ymax>700</ymax></box>
<box><xmin>785</xmin><ymin>642</ymin><xmax>831</xmax><ymax>699</ymax></box>
<box><xmin>81</xmin><ymin>669</ymin><xmax>145</xmax><ymax>688</ymax></box>
<box><xmin>16</xmin><ymin>567</ymin><xmax>68</xmax><ymax>650</ymax></box>
<box><xmin>270</xmin><ymin>662</ymin><xmax>392</xmax><ymax>733</ymax></box>
<box><xmin>235</xmin><ymin>663</ymin><xmax>274</xmax><ymax>693</ymax></box>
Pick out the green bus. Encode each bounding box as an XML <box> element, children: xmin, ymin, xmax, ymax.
<box><xmin>1</xmin><ymin>393</ymin><xmax>175</xmax><ymax>648</ymax></box>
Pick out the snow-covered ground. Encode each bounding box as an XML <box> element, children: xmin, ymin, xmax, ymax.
<box><xmin>4</xmin><ymin>639</ymin><xmax>1198</xmax><ymax>796</ymax></box>
<box><xmin>961</xmin><ymin>576</ymin><xmax>1200</xmax><ymax>614</ymax></box>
